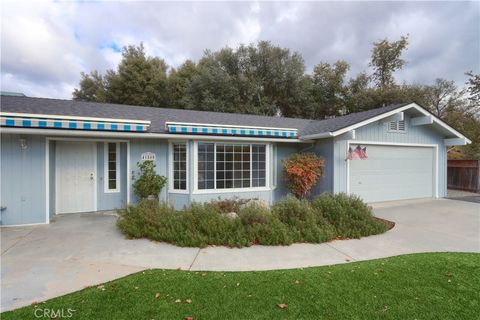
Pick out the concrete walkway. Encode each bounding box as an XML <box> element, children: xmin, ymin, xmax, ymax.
<box><xmin>1</xmin><ymin>198</ymin><xmax>479</xmax><ymax>311</ymax></box>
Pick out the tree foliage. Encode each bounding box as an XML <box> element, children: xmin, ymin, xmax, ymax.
<box><xmin>369</xmin><ymin>36</ymin><xmax>409</xmax><ymax>88</ymax></box>
<box><xmin>73</xmin><ymin>38</ymin><xmax>479</xmax><ymax>159</ymax></box>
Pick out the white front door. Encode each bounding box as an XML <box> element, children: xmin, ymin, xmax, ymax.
<box><xmin>56</xmin><ymin>141</ymin><xmax>96</xmax><ymax>214</ymax></box>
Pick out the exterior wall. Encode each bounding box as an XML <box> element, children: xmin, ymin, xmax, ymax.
<box><xmin>1</xmin><ymin>134</ymin><xmax>47</xmax><ymax>225</ymax></box>
<box><xmin>332</xmin><ymin>113</ymin><xmax>448</xmax><ymax>198</ymax></box>
<box><xmin>129</xmin><ymin>138</ymin><xmax>169</xmax><ymax>203</ymax></box>
<box><xmin>272</xmin><ymin>143</ymin><xmax>299</xmax><ymax>202</ymax></box>
<box><xmin>311</xmin><ymin>139</ymin><xmax>334</xmax><ymax>196</ymax></box>
<box><xmin>96</xmin><ymin>142</ymin><xmax>128</xmax><ymax>211</ymax></box>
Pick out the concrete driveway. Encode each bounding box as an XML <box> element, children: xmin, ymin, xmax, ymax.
<box><xmin>1</xmin><ymin>199</ymin><xmax>479</xmax><ymax>311</ymax></box>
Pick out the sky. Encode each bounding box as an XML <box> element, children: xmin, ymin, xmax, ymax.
<box><xmin>1</xmin><ymin>1</ymin><xmax>479</xmax><ymax>99</ymax></box>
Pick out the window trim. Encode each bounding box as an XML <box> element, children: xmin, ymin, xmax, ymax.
<box><xmin>104</xmin><ymin>142</ymin><xmax>120</xmax><ymax>193</ymax></box>
<box><xmin>387</xmin><ymin>120</ymin><xmax>407</xmax><ymax>133</ymax></box>
<box><xmin>168</xmin><ymin>140</ymin><xmax>189</xmax><ymax>194</ymax></box>
<box><xmin>192</xmin><ymin>141</ymin><xmax>270</xmax><ymax>194</ymax></box>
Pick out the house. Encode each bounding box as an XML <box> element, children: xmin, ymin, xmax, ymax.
<box><xmin>0</xmin><ymin>94</ymin><xmax>470</xmax><ymax>226</ymax></box>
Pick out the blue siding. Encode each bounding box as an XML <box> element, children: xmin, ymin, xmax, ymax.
<box><xmin>129</xmin><ymin>139</ymin><xmax>169</xmax><ymax>203</ymax></box>
<box><xmin>1</xmin><ymin>134</ymin><xmax>47</xmax><ymax>225</ymax></box>
<box><xmin>311</xmin><ymin>139</ymin><xmax>334</xmax><ymax>196</ymax></box>
<box><xmin>272</xmin><ymin>143</ymin><xmax>299</xmax><ymax>201</ymax></box>
<box><xmin>168</xmin><ymin>193</ymin><xmax>190</xmax><ymax>210</ymax></box>
<box><xmin>332</xmin><ymin>113</ymin><xmax>448</xmax><ymax>198</ymax></box>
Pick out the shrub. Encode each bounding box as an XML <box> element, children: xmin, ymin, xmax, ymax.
<box><xmin>238</xmin><ymin>205</ymin><xmax>292</xmax><ymax>245</ymax></box>
<box><xmin>283</xmin><ymin>153</ymin><xmax>325</xmax><ymax>199</ymax></box>
<box><xmin>117</xmin><ymin>194</ymin><xmax>390</xmax><ymax>248</ymax></box>
<box><xmin>312</xmin><ymin>193</ymin><xmax>388</xmax><ymax>239</ymax></box>
<box><xmin>272</xmin><ymin>197</ymin><xmax>335</xmax><ymax>243</ymax></box>
<box><xmin>132</xmin><ymin>160</ymin><xmax>167</xmax><ymax>199</ymax></box>
<box><xmin>208</xmin><ymin>197</ymin><xmax>251</xmax><ymax>213</ymax></box>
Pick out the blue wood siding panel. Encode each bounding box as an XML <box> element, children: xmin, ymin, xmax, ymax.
<box><xmin>1</xmin><ymin>134</ymin><xmax>47</xmax><ymax>225</ymax></box>
<box><xmin>332</xmin><ymin>113</ymin><xmax>447</xmax><ymax>198</ymax></box>
<box><xmin>311</xmin><ymin>139</ymin><xmax>334</xmax><ymax>196</ymax></box>
<box><xmin>129</xmin><ymin>139</ymin><xmax>169</xmax><ymax>203</ymax></box>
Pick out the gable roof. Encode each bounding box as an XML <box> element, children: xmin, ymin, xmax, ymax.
<box><xmin>0</xmin><ymin>95</ymin><xmax>470</xmax><ymax>143</ymax></box>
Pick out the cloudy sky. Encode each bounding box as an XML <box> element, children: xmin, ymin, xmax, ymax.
<box><xmin>1</xmin><ymin>1</ymin><xmax>479</xmax><ymax>99</ymax></box>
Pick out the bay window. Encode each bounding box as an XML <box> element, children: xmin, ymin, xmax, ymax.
<box><xmin>196</xmin><ymin>142</ymin><xmax>268</xmax><ymax>191</ymax></box>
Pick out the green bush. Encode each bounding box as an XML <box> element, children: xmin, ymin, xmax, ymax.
<box><xmin>272</xmin><ymin>197</ymin><xmax>335</xmax><ymax>243</ymax></box>
<box><xmin>117</xmin><ymin>194</ymin><xmax>390</xmax><ymax>248</ymax></box>
<box><xmin>238</xmin><ymin>205</ymin><xmax>292</xmax><ymax>245</ymax></box>
<box><xmin>132</xmin><ymin>160</ymin><xmax>167</xmax><ymax>199</ymax></box>
<box><xmin>312</xmin><ymin>193</ymin><xmax>388</xmax><ymax>238</ymax></box>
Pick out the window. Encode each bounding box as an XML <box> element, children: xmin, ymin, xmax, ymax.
<box><xmin>388</xmin><ymin>120</ymin><xmax>406</xmax><ymax>132</ymax></box>
<box><xmin>104</xmin><ymin>142</ymin><xmax>120</xmax><ymax>192</ymax></box>
<box><xmin>172</xmin><ymin>142</ymin><xmax>188</xmax><ymax>190</ymax></box>
<box><xmin>197</xmin><ymin>143</ymin><xmax>215</xmax><ymax>189</ymax></box>
<box><xmin>196</xmin><ymin>142</ymin><xmax>268</xmax><ymax>191</ymax></box>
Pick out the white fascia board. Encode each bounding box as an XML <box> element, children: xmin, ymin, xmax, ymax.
<box><xmin>411</xmin><ymin>115</ymin><xmax>434</xmax><ymax>126</ymax></box>
<box><xmin>0</xmin><ymin>112</ymin><xmax>151</xmax><ymax>125</ymax></box>
<box><xmin>165</xmin><ymin>121</ymin><xmax>298</xmax><ymax>131</ymax></box>
<box><xmin>444</xmin><ymin>138</ymin><xmax>468</xmax><ymax>146</ymax></box>
<box><xmin>0</xmin><ymin>127</ymin><xmax>311</xmax><ymax>143</ymax></box>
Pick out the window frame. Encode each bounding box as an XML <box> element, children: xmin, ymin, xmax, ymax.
<box><xmin>387</xmin><ymin>120</ymin><xmax>407</xmax><ymax>133</ymax></box>
<box><xmin>169</xmin><ymin>141</ymin><xmax>189</xmax><ymax>194</ymax></box>
<box><xmin>192</xmin><ymin>141</ymin><xmax>270</xmax><ymax>194</ymax></box>
<box><xmin>104</xmin><ymin>142</ymin><xmax>120</xmax><ymax>193</ymax></box>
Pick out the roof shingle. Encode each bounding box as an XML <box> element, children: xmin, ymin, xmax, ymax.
<box><xmin>0</xmin><ymin>95</ymin><xmax>409</xmax><ymax>138</ymax></box>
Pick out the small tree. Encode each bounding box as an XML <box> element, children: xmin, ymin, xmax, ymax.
<box><xmin>132</xmin><ymin>160</ymin><xmax>167</xmax><ymax>199</ymax></box>
<box><xmin>283</xmin><ymin>153</ymin><xmax>325</xmax><ymax>199</ymax></box>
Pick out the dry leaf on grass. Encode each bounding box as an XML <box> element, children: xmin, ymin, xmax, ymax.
<box><xmin>186</xmin><ymin>299</ymin><xmax>192</xmax><ymax>304</ymax></box>
<box><xmin>277</xmin><ymin>303</ymin><xmax>288</xmax><ymax>309</ymax></box>
<box><xmin>155</xmin><ymin>293</ymin><xmax>161</xmax><ymax>299</ymax></box>
<box><xmin>175</xmin><ymin>299</ymin><xmax>182</xmax><ymax>303</ymax></box>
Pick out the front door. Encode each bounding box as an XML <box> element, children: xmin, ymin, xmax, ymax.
<box><xmin>56</xmin><ymin>141</ymin><xmax>96</xmax><ymax>214</ymax></box>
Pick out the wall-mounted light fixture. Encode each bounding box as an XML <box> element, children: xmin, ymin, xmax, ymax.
<box><xmin>19</xmin><ymin>138</ymin><xmax>28</xmax><ymax>150</ymax></box>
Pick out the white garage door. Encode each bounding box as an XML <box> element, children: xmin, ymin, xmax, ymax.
<box><xmin>349</xmin><ymin>145</ymin><xmax>435</xmax><ymax>203</ymax></box>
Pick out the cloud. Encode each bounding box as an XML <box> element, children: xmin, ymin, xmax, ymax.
<box><xmin>1</xmin><ymin>1</ymin><xmax>478</xmax><ymax>99</ymax></box>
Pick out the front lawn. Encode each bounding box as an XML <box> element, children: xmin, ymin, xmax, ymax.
<box><xmin>3</xmin><ymin>253</ymin><xmax>479</xmax><ymax>319</ymax></box>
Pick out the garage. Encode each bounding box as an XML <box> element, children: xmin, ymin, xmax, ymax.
<box><xmin>348</xmin><ymin>144</ymin><xmax>436</xmax><ymax>203</ymax></box>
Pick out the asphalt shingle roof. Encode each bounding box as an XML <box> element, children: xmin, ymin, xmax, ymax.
<box><xmin>0</xmin><ymin>95</ymin><xmax>410</xmax><ymax>138</ymax></box>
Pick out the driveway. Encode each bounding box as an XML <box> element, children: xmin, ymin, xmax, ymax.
<box><xmin>1</xmin><ymin>199</ymin><xmax>479</xmax><ymax>311</ymax></box>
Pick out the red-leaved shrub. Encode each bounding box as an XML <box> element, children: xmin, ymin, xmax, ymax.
<box><xmin>283</xmin><ymin>153</ymin><xmax>325</xmax><ymax>199</ymax></box>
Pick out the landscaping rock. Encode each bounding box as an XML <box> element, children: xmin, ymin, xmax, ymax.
<box><xmin>222</xmin><ymin>212</ymin><xmax>238</xmax><ymax>219</ymax></box>
<box><xmin>239</xmin><ymin>199</ymin><xmax>270</xmax><ymax>211</ymax></box>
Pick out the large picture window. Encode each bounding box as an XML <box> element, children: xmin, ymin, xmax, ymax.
<box><xmin>197</xmin><ymin>142</ymin><xmax>267</xmax><ymax>191</ymax></box>
<box><xmin>172</xmin><ymin>143</ymin><xmax>188</xmax><ymax>190</ymax></box>
<box><xmin>104</xmin><ymin>142</ymin><xmax>120</xmax><ymax>192</ymax></box>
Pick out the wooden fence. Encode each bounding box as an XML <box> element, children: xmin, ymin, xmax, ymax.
<box><xmin>447</xmin><ymin>160</ymin><xmax>480</xmax><ymax>193</ymax></box>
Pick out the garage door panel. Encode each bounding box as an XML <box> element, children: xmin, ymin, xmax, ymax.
<box><xmin>349</xmin><ymin>145</ymin><xmax>434</xmax><ymax>202</ymax></box>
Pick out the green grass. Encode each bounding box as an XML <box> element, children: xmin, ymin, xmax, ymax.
<box><xmin>3</xmin><ymin>253</ymin><xmax>479</xmax><ymax>320</ymax></box>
